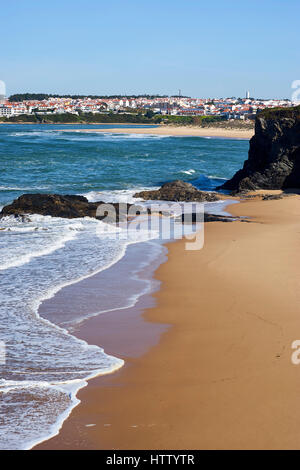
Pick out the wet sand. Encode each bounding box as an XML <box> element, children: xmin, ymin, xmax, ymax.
<box><xmin>35</xmin><ymin>195</ymin><xmax>300</xmax><ymax>450</ymax></box>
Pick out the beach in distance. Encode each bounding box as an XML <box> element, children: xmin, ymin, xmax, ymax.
<box><xmin>64</xmin><ymin>125</ymin><xmax>254</xmax><ymax>140</ymax></box>
<box><xmin>2</xmin><ymin>0</ymin><xmax>300</xmax><ymax>454</ymax></box>
<box><xmin>1</xmin><ymin>112</ymin><xmax>300</xmax><ymax>450</ymax></box>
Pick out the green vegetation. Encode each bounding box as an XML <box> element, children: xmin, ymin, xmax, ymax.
<box><xmin>0</xmin><ymin>113</ymin><xmax>225</xmax><ymax>125</ymax></box>
<box><xmin>0</xmin><ymin>112</ymin><xmax>163</xmax><ymax>124</ymax></box>
<box><xmin>0</xmin><ymin>114</ymin><xmax>38</xmax><ymax>123</ymax></box>
<box><xmin>0</xmin><ymin>112</ymin><xmax>253</xmax><ymax>128</ymax></box>
<box><xmin>161</xmin><ymin>115</ymin><xmax>226</xmax><ymax>126</ymax></box>
<box><xmin>8</xmin><ymin>93</ymin><xmax>191</xmax><ymax>102</ymax></box>
<box><xmin>258</xmin><ymin>105</ymin><xmax>300</xmax><ymax>120</ymax></box>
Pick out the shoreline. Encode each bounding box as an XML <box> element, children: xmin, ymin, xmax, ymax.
<box><xmin>0</xmin><ymin>122</ymin><xmax>254</xmax><ymax>139</ymax></box>
<box><xmin>0</xmin><ymin>122</ymin><xmax>160</xmax><ymax>126</ymax></box>
<box><xmin>31</xmin><ymin>239</ymin><xmax>169</xmax><ymax>450</ymax></box>
<box><xmin>35</xmin><ymin>194</ymin><xmax>300</xmax><ymax>450</ymax></box>
<box><xmin>61</xmin><ymin>125</ymin><xmax>254</xmax><ymax>139</ymax></box>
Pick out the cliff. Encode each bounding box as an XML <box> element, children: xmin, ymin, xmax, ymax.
<box><xmin>219</xmin><ymin>106</ymin><xmax>300</xmax><ymax>191</ymax></box>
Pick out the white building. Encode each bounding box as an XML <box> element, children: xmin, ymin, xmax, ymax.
<box><xmin>0</xmin><ymin>105</ymin><xmax>13</xmax><ymax>117</ymax></box>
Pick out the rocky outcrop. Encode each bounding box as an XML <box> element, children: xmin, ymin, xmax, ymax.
<box><xmin>0</xmin><ymin>192</ymin><xmax>239</xmax><ymax>225</ymax></box>
<box><xmin>219</xmin><ymin>106</ymin><xmax>300</xmax><ymax>191</ymax></box>
<box><xmin>181</xmin><ymin>212</ymin><xmax>235</xmax><ymax>223</ymax></box>
<box><xmin>0</xmin><ymin>193</ymin><xmax>140</xmax><ymax>222</ymax></box>
<box><xmin>1</xmin><ymin>194</ymin><xmax>95</xmax><ymax>218</ymax></box>
<box><xmin>134</xmin><ymin>180</ymin><xmax>220</xmax><ymax>202</ymax></box>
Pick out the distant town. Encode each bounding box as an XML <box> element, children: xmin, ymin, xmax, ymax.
<box><xmin>0</xmin><ymin>92</ymin><xmax>296</xmax><ymax>121</ymax></box>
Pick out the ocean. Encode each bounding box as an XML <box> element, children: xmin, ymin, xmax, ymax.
<box><xmin>0</xmin><ymin>124</ymin><xmax>248</xmax><ymax>449</ymax></box>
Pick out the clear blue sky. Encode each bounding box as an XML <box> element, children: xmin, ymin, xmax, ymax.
<box><xmin>1</xmin><ymin>0</ymin><xmax>299</xmax><ymax>99</ymax></box>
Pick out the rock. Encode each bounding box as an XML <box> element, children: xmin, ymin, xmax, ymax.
<box><xmin>262</xmin><ymin>194</ymin><xmax>284</xmax><ymax>200</ymax></box>
<box><xmin>134</xmin><ymin>180</ymin><xmax>220</xmax><ymax>202</ymax></box>
<box><xmin>0</xmin><ymin>194</ymin><xmax>96</xmax><ymax>218</ymax></box>
<box><xmin>219</xmin><ymin>106</ymin><xmax>300</xmax><ymax>191</ymax></box>
<box><xmin>181</xmin><ymin>212</ymin><xmax>235</xmax><ymax>223</ymax></box>
<box><xmin>0</xmin><ymin>192</ymin><xmax>245</xmax><ymax>228</ymax></box>
<box><xmin>204</xmin><ymin>213</ymin><xmax>235</xmax><ymax>222</ymax></box>
<box><xmin>0</xmin><ymin>193</ymin><xmax>142</xmax><ymax>222</ymax></box>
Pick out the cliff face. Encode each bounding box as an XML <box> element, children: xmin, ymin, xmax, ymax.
<box><xmin>220</xmin><ymin>106</ymin><xmax>300</xmax><ymax>191</ymax></box>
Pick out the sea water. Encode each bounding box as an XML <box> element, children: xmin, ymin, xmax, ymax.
<box><xmin>0</xmin><ymin>124</ymin><xmax>248</xmax><ymax>449</ymax></box>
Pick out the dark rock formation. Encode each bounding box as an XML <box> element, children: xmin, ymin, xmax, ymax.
<box><xmin>0</xmin><ymin>193</ymin><xmax>237</xmax><ymax>225</ymax></box>
<box><xmin>0</xmin><ymin>193</ymin><xmax>141</xmax><ymax>222</ymax></box>
<box><xmin>180</xmin><ymin>212</ymin><xmax>235</xmax><ymax>223</ymax></box>
<box><xmin>1</xmin><ymin>194</ymin><xmax>95</xmax><ymax>218</ymax></box>
<box><xmin>219</xmin><ymin>106</ymin><xmax>300</xmax><ymax>191</ymax></box>
<box><xmin>261</xmin><ymin>194</ymin><xmax>284</xmax><ymax>200</ymax></box>
<box><xmin>134</xmin><ymin>180</ymin><xmax>220</xmax><ymax>202</ymax></box>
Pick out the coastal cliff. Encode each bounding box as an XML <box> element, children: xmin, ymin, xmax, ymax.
<box><xmin>220</xmin><ymin>106</ymin><xmax>300</xmax><ymax>191</ymax></box>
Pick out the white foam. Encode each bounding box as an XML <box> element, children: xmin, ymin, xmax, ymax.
<box><xmin>204</xmin><ymin>199</ymin><xmax>238</xmax><ymax>216</ymax></box>
<box><xmin>0</xmin><ymin>215</ymin><xmax>82</xmax><ymax>270</ymax></box>
<box><xmin>83</xmin><ymin>186</ymin><xmax>159</xmax><ymax>204</ymax></box>
<box><xmin>0</xmin><ymin>181</ymin><xmax>238</xmax><ymax>449</ymax></box>
<box><xmin>180</xmin><ymin>169</ymin><xmax>196</xmax><ymax>175</ymax></box>
<box><xmin>207</xmin><ymin>175</ymin><xmax>227</xmax><ymax>180</ymax></box>
<box><xmin>90</xmin><ymin>131</ymin><xmax>170</xmax><ymax>140</ymax></box>
<box><xmin>0</xmin><ymin>186</ymin><xmax>49</xmax><ymax>191</ymax></box>
<box><xmin>0</xmin><ymin>208</ymin><xmax>163</xmax><ymax>449</ymax></box>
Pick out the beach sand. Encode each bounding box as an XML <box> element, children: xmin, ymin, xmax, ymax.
<box><xmin>64</xmin><ymin>125</ymin><xmax>254</xmax><ymax>140</ymax></box>
<box><xmin>35</xmin><ymin>195</ymin><xmax>300</xmax><ymax>450</ymax></box>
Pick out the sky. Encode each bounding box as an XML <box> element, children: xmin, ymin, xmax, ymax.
<box><xmin>1</xmin><ymin>0</ymin><xmax>300</xmax><ymax>99</ymax></box>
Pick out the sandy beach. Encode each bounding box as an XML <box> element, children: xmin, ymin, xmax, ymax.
<box><xmin>64</xmin><ymin>125</ymin><xmax>254</xmax><ymax>140</ymax></box>
<box><xmin>35</xmin><ymin>194</ymin><xmax>300</xmax><ymax>450</ymax></box>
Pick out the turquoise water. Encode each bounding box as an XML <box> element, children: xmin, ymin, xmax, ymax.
<box><xmin>0</xmin><ymin>124</ymin><xmax>248</xmax><ymax>207</ymax></box>
<box><xmin>0</xmin><ymin>124</ymin><xmax>248</xmax><ymax>449</ymax></box>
